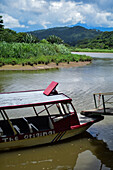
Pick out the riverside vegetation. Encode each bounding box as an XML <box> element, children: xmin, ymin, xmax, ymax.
<box><xmin>0</xmin><ymin>42</ymin><xmax>92</xmax><ymax>67</ymax></box>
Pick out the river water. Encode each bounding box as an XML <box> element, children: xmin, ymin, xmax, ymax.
<box><xmin>0</xmin><ymin>53</ymin><xmax>113</xmax><ymax>170</ymax></box>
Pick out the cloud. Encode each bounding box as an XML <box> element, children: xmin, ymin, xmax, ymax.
<box><xmin>79</xmin><ymin>3</ymin><xmax>113</xmax><ymax>27</ymax></box>
<box><xmin>28</xmin><ymin>20</ymin><xmax>37</xmax><ymax>25</ymax></box>
<box><xmin>38</xmin><ymin>0</ymin><xmax>113</xmax><ymax>28</ymax></box>
<box><xmin>0</xmin><ymin>0</ymin><xmax>113</xmax><ymax>31</ymax></box>
<box><xmin>35</xmin><ymin>0</ymin><xmax>86</xmax><ymax>28</ymax></box>
<box><xmin>48</xmin><ymin>1</ymin><xmax>85</xmax><ymax>25</ymax></box>
<box><xmin>0</xmin><ymin>13</ymin><xmax>26</xmax><ymax>28</ymax></box>
<box><xmin>40</xmin><ymin>21</ymin><xmax>51</xmax><ymax>29</ymax></box>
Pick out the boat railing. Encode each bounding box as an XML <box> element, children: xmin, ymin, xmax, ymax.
<box><xmin>93</xmin><ymin>92</ymin><xmax>113</xmax><ymax>113</ymax></box>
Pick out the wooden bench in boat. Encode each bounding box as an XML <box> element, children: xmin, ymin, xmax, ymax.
<box><xmin>0</xmin><ymin>116</ymin><xmax>52</xmax><ymax>136</ymax></box>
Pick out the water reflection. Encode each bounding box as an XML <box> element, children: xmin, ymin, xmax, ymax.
<box><xmin>0</xmin><ymin>132</ymin><xmax>113</xmax><ymax>170</ymax></box>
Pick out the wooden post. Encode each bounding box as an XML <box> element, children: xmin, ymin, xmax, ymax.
<box><xmin>93</xmin><ymin>94</ymin><xmax>97</xmax><ymax>108</ymax></box>
<box><xmin>102</xmin><ymin>95</ymin><xmax>106</xmax><ymax>114</ymax></box>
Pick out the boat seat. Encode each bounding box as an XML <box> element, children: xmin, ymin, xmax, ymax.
<box><xmin>0</xmin><ymin>120</ymin><xmax>14</xmax><ymax>136</ymax></box>
<box><xmin>0</xmin><ymin>127</ymin><xmax>3</xmax><ymax>136</ymax></box>
<box><xmin>13</xmin><ymin>125</ymin><xmax>21</xmax><ymax>134</ymax></box>
<box><xmin>29</xmin><ymin>123</ymin><xmax>39</xmax><ymax>132</ymax></box>
<box><xmin>53</xmin><ymin>116</ymin><xmax>64</xmax><ymax>122</ymax></box>
<box><xmin>22</xmin><ymin>117</ymin><xmax>39</xmax><ymax>133</ymax></box>
<box><xmin>27</xmin><ymin>116</ymin><xmax>50</xmax><ymax>131</ymax></box>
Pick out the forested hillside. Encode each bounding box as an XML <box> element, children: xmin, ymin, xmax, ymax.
<box><xmin>28</xmin><ymin>26</ymin><xmax>101</xmax><ymax>46</ymax></box>
<box><xmin>76</xmin><ymin>31</ymin><xmax>113</xmax><ymax>49</ymax></box>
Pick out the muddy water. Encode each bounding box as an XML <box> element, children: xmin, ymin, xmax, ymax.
<box><xmin>1</xmin><ymin>132</ymin><xmax>113</xmax><ymax>170</ymax></box>
<box><xmin>0</xmin><ymin>54</ymin><xmax>113</xmax><ymax>169</ymax></box>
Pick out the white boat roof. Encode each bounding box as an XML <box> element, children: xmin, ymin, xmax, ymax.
<box><xmin>0</xmin><ymin>90</ymin><xmax>71</xmax><ymax>109</ymax></box>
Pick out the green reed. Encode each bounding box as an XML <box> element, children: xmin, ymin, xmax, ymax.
<box><xmin>0</xmin><ymin>42</ymin><xmax>92</xmax><ymax>67</ymax></box>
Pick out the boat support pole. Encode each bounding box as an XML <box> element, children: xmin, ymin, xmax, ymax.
<box><xmin>44</xmin><ymin>105</ymin><xmax>50</xmax><ymax>116</ymax></box>
<box><xmin>2</xmin><ymin>110</ymin><xmax>17</xmax><ymax>135</ymax></box>
<box><xmin>44</xmin><ymin>105</ymin><xmax>54</xmax><ymax>125</ymax></box>
<box><xmin>33</xmin><ymin>106</ymin><xmax>38</xmax><ymax>116</ymax></box>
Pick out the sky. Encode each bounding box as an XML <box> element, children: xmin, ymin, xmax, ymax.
<box><xmin>1</xmin><ymin>0</ymin><xmax>113</xmax><ymax>32</ymax></box>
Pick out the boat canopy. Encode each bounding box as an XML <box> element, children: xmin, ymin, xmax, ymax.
<box><xmin>0</xmin><ymin>90</ymin><xmax>72</xmax><ymax>109</ymax></box>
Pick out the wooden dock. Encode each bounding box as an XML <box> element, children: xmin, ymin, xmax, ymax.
<box><xmin>81</xmin><ymin>92</ymin><xmax>113</xmax><ymax>116</ymax></box>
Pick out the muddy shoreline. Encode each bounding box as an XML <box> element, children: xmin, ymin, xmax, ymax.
<box><xmin>0</xmin><ymin>61</ymin><xmax>91</xmax><ymax>71</ymax></box>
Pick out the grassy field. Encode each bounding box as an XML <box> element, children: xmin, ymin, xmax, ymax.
<box><xmin>0</xmin><ymin>43</ymin><xmax>92</xmax><ymax>67</ymax></box>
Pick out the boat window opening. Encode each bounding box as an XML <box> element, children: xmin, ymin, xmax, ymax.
<box><xmin>59</xmin><ymin>103</ymin><xmax>70</xmax><ymax>114</ymax></box>
<box><xmin>66</xmin><ymin>103</ymin><xmax>75</xmax><ymax>113</ymax></box>
<box><xmin>70</xmin><ymin>103</ymin><xmax>76</xmax><ymax>113</ymax></box>
<box><xmin>34</xmin><ymin>106</ymin><xmax>49</xmax><ymax>116</ymax></box>
<box><xmin>60</xmin><ymin>103</ymin><xmax>67</xmax><ymax>114</ymax></box>
<box><xmin>35</xmin><ymin>104</ymin><xmax>54</xmax><ymax>116</ymax></box>
<box><xmin>0</xmin><ymin>110</ymin><xmax>6</xmax><ymax>120</ymax></box>
<box><xmin>56</xmin><ymin>104</ymin><xmax>63</xmax><ymax>115</ymax></box>
<box><xmin>32</xmin><ymin>103</ymin><xmax>75</xmax><ymax>117</ymax></box>
<box><xmin>5</xmin><ymin>107</ymin><xmax>36</xmax><ymax>119</ymax></box>
<box><xmin>36</xmin><ymin>104</ymin><xmax>62</xmax><ymax>116</ymax></box>
<box><xmin>46</xmin><ymin>104</ymin><xmax>62</xmax><ymax>116</ymax></box>
<box><xmin>56</xmin><ymin>103</ymin><xmax>70</xmax><ymax>115</ymax></box>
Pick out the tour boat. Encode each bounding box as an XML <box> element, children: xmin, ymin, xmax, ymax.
<box><xmin>0</xmin><ymin>81</ymin><xmax>104</xmax><ymax>151</ymax></box>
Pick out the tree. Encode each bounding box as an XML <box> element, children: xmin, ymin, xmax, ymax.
<box><xmin>16</xmin><ymin>32</ymin><xmax>27</xmax><ymax>42</ymax></box>
<box><xmin>23</xmin><ymin>33</ymin><xmax>39</xmax><ymax>43</ymax></box>
<box><xmin>0</xmin><ymin>29</ymin><xmax>17</xmax><ymax>42</ymax></box>
<box><xmin>40</xmin><ymin>39</ymin><xmax>49</xmax><ymax>44</ymax></box>
<box><xmin>0</xmin><ymin>16</ymin><xmax>4</xmax><ymax>30</ymax></box>
<box><xmin>47</xmin><ymin>35</ymin><xmax>64</xmax><ymax>44</ymax></box>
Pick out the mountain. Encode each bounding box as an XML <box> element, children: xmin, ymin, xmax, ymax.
<box><xmin>76</xmin><ymin>31</ymin><xmax>113</xmax><ymax>49</ymax></box>
<box><xmin>28</xmin><ymin>26</ymin><xmax>102</xmax><ymax>46</ymax></box>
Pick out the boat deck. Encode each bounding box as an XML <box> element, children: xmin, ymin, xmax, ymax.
<box><xmin>77</xmin><ymin>113</ymin><xmax>96</xmax><ymax>124</ymax></box>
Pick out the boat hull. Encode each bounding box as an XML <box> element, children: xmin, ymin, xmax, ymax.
<box><xmin>0</xmin><ymin>122</ymin><xmax>93</xmax><ymax>151</ymax></box>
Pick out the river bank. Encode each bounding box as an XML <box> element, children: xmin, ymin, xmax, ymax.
<box><xmin>0</xmin><ymin>61</ymin><xmax>90</xmax><ymax>71</ymax></box>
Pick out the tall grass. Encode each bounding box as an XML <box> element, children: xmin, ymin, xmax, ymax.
<box><xmin>0</xmin><ymin>42</ymin><xmax>92</xmax><ymax>67</ymax></box>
